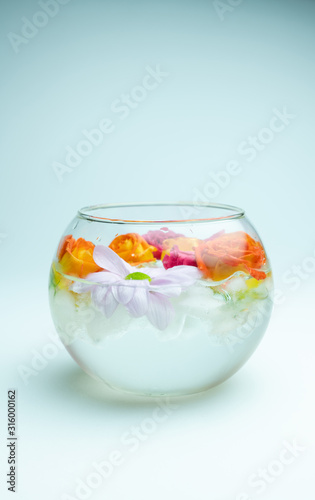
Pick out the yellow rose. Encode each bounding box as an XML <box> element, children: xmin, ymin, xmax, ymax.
<box><xmin>109</xmin><ymin>233</ymin><xmax>156</xmax><ymax>265</ymax></box>
<box><xmin>57</xmin><ymin>235</ymin><xmax>101</xmax><ymax>278</ymax></box>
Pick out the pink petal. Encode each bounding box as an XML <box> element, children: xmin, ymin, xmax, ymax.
<box><xmin>161</xmin><ymin>244</ymin><xmax>198</xmax><ymax>270</ymax></box>
<box><xmin>142</xmin><ymin>229</ymin><xmax>184</xmax><ymax>259</ymax></box>
<box><xmin>146</xmin><ymin>292</ymin><xmax>174</xmax><ymax>330</ymax></box>
<box><xmin>93</xmin><ymin>245</ymin><xmax>132</xmax><ymax>276</ymax></box>
<box><xmin>126</xmin><ymin>287</ymin><xmax>149</xmax><ymax>317</ymax></box>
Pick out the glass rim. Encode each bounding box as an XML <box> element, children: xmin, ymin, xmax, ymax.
<box><xmin>78</xmin><ymin>202</ymin><xmax>245</xmax><ymax>224</ymax></box>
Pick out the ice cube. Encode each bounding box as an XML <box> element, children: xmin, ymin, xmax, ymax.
<box><xmin>180</xmin><ymin>314</ymin><xmax>209</xmax><ymax>339</ymax></box>
<box><xmin>50</xmin><ymin>289</ymin><xmax>87</xmax><ymax>345</ymax></box>
<box><xmin>85</xmin><ymin>304</ymin><xmax>135</xmax><ymax>343</ymax></box>
<box><xmin>223</xmin><ymin>276</ymin><xmax>247</xmax><ymax>294</ymax></box>
<box><xmin>174</xmin><ymin>284</ymin><xmax>224</xmax><ymax>321</ymax></box>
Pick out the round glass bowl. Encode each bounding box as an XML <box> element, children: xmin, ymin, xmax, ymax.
<box><xmin>49</xmin><ymin>203</ymin><xmax>273</xmax><ymax>396</ymax></box>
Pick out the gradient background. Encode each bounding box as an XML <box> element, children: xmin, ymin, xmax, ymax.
<box><xmin>1</xmin><ymin>0</ymin><xmax>314</xmax><ymax>499</ymax></box>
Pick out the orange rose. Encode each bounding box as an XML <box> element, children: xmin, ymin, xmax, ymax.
<box><xmin>109</xmin><ymin>233</ymin><xmax>157</xmax><ymax>265</ymax></box>
<box><xmin>57</xmin><ymin>235</ymin><xmax>102</xmax><ymax>278</ymax></box>
<box><xmin>195</xmin><ymin>231</ymin><xmax>267</xmax><ymax>281</ymax></box>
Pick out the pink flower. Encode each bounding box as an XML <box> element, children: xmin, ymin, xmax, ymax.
<box><xmin>162</xmin><ymin>246</ymin><xmax>198</xmax><ymax>269</ymax></box>
<box><xmin>142</xmin><ymin>228</ymin><xmax>184</xmax><ymax>259</ymax></box>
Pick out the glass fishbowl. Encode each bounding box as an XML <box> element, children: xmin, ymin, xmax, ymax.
<box><xmin>49</xmin><ymin>203</ymin><xmax>273</xmax><ymax>396</ymax></box>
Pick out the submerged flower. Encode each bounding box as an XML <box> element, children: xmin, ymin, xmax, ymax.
<box><xmin>161</xmin><ymin>236</ymin><xmax>200</xmax><ymax>268</ymax></box>
<box><xmin>162</xmin><ymin>237</ymin><xmax>200</xmax><ymax>254</ymax></box>
<box><xmin>162</xmin><ymin>246</ymin><xmax>198</xmax><ymax>269</ymax></box>
<box><xmin>142</xmin><ymin>229</ymin><xmax>184</xmax><ymax>259</ymax></box>
<box><xmin>195</xmin><ymin>231</ymin><xmax>267</xmax><ymax>281</ymax></box>
<box><xmin>57</xmin><ymin>235</ymin><xmax>102</xmax><ymax>278</ymax></box>
<box><xmin>109</xmin><ymin>233</ymin><xmax>157</xmax><ymax>265</ymax></box>
<box><xmin>71</xmin><ymin>245</ymin><xmax>202</xmax><ymax>330</ymax></box>
<box><xmin>161</xmin><ymin>232</ymin><xmax>226</xmax><ymax>270</ymax></box>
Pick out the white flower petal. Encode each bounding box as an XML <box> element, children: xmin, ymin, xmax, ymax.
<box><xmin>139</xmin><ymin>267</ymin><xmax>161</xmax><ymax>278</ymax></box>
<box><xmin>101</xmin><ymin>288</ymin><xmax>119</xmax><ymax>318</ymax></box>
<box><xmin>146</xmin><ymin>292</ymin><xmax>174</xmax><ymax>330</ymax></box>
<box><xmin>85</xmin><ymin>271</ymin><xmax>121</xmax><ymax>284</ymax></box>
<box><xmin>93</xmin><ymin>245</ymin><xmax>132</xmax><ymax>276</ymax></box>
<box><xmin>112</xmin><ymin>284</ymin><xmax>135</xmax><ymax>305</ymax></box>
<box><xmin>91</xmin><ymin>285</ymin><xmax>108</xmax><ymax>305</ymax></box>
<box><xmin>70</xmin><ymin>272</ymin><xmax>119</xmax><ymax>293</ymax></box>
<box><xmin>163</xmin><ymin>265</ymin><xmax>202</xmax><ymax>286</ymax></box>
<box><xmin>126</xmin><ymin>287</ymin><xmax>149</xmax><ymax>317</ymax></box>
<box><xmin>149</xmin><ymin>281</ymin><xmax>182</xmax><ymax>297</ymax></box>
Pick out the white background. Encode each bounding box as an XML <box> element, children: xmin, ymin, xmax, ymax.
<box><xmin>1</xmin><ymin>0</ymin><xmax>314</xmax><ymax>498</ymax></box>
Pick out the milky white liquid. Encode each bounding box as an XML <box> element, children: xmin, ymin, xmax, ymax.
<box><xmin>49</xmin><ymin>277</ymin><xmax>273</xmax><ymax>396</ymax></box>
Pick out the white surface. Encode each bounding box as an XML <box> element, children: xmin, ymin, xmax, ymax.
<box><xmin>0</xmin><ymin>283</ymin><xmax>314</xmax><ymax>500</ymax></box>
<box><xmin>1</xmin><ymin>0</ymin><xmax>315</xmax><ymax>498</ymax></box>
